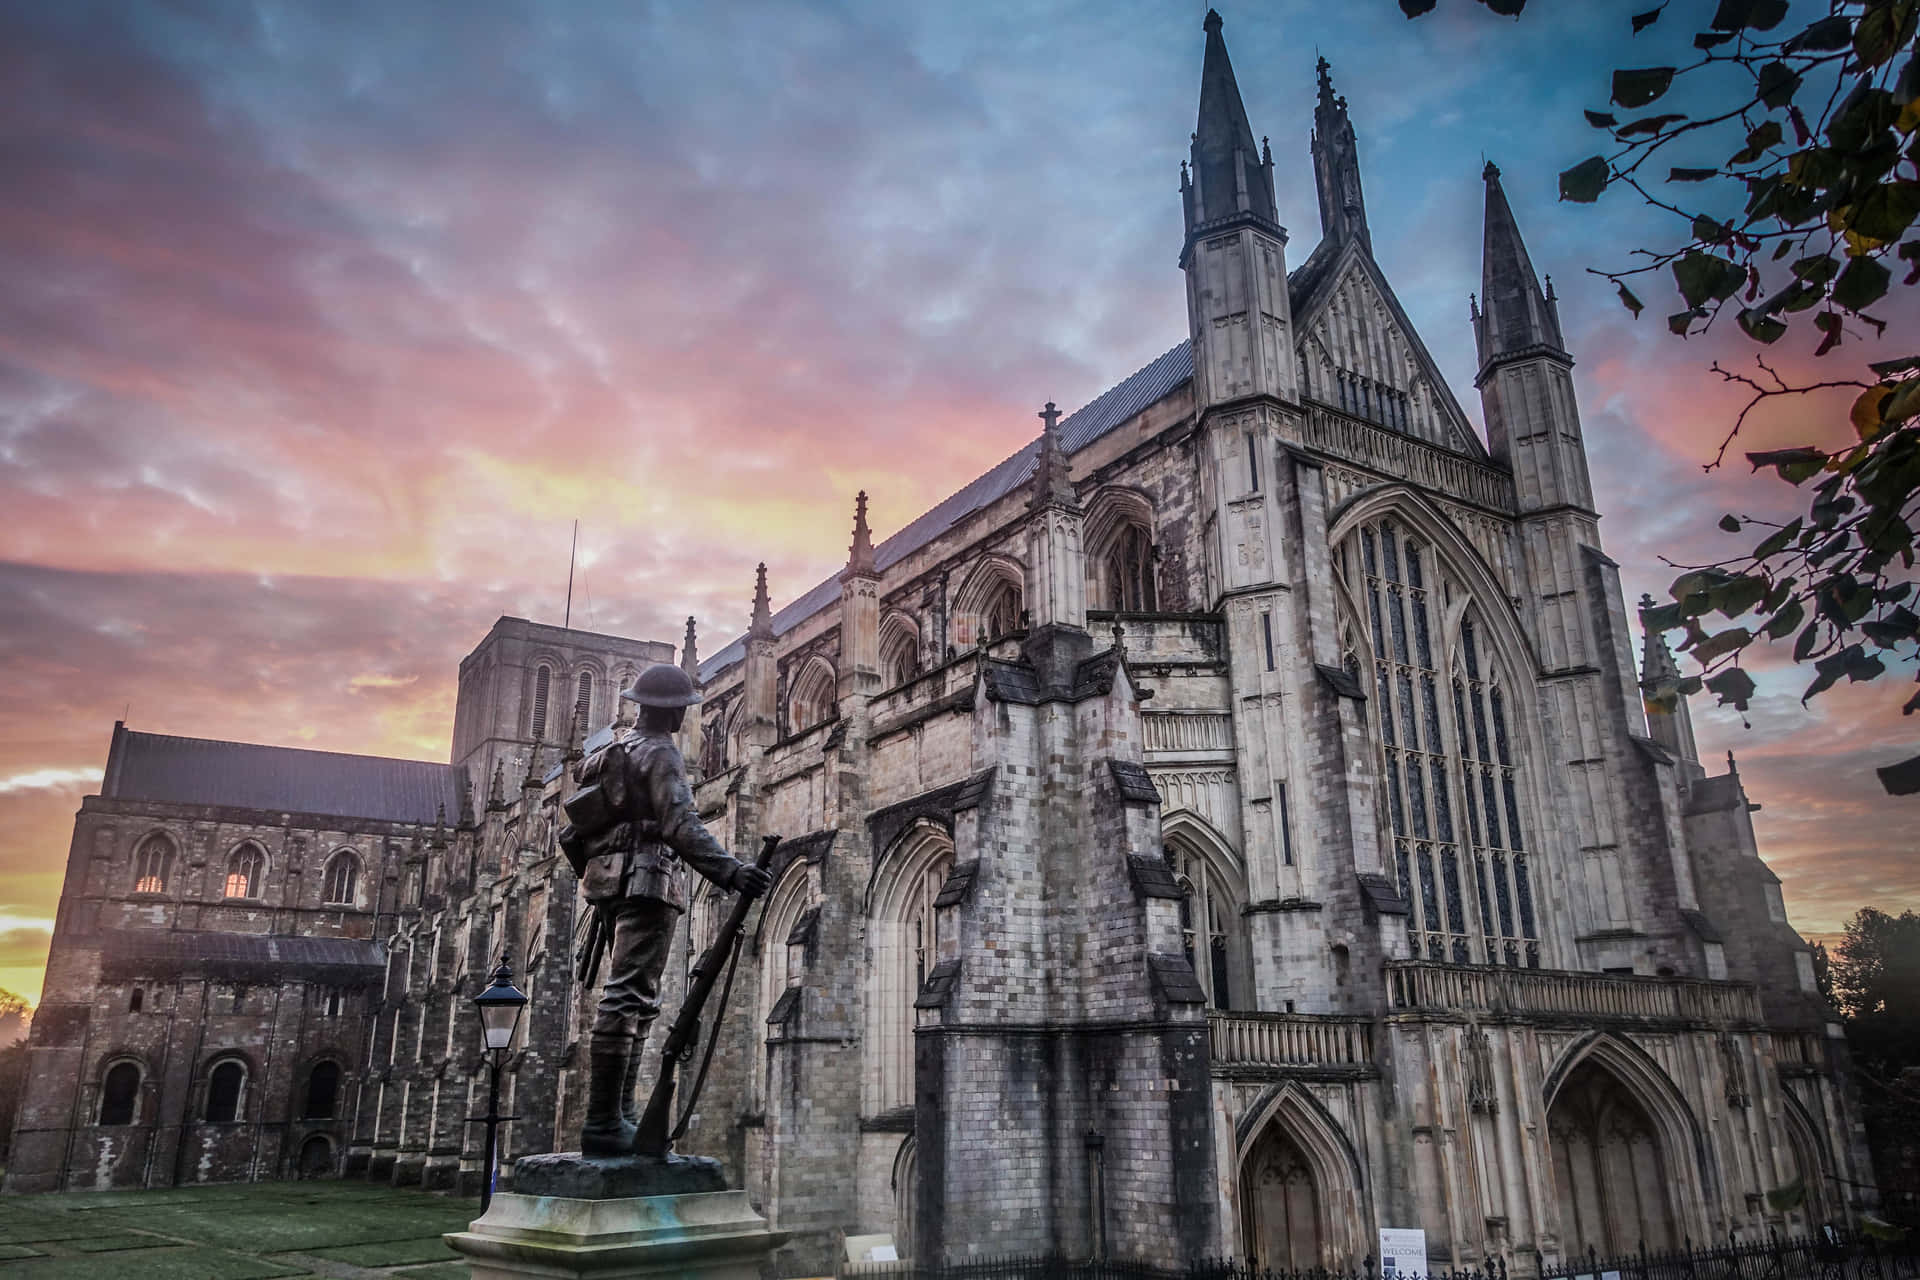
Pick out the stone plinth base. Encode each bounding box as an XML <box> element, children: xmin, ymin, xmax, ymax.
<box><xmin>444</xmin><ymin>1189</ymin><xmax>786</xmax><ymax>1280</ymax></box>
<box><xmin>512</xmin><ymin>1151</ymin><xmax>726</xmax><ymax>1200</ymax></box>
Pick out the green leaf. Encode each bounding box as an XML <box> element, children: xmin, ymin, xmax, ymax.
<box><xmin>1791</xmin><ymin>253</ymin><xmax>1838</xmax><ymax>284</ymax></box>
<box><xmin>1833</xmin><ymin>256</ymin><xmax>1892</xmax><ymax>311</ymax></box>
<box><xmin>1868</xmin><ymin>355</ymin><xmax>1920</xmax><ymax>377</ymax></box>
<box><xmin>1884</xmin><ymin>378</ymin><xmax>1920</xmax><ymax>426</ymax></box>
<box><xmin>1632</xmin><ymin>4</ymin><xmax>1665</xmax><ymax>33</ymax></box>
<box><xmin>1670</xmin><ymin>166</ymin><xmax>1719</xmax><ymax>182</ymax></box>
<box><xmin>1673</xmin><ymin>251</ymin><xmax>1744</xmax><ymax>307</ymax></box>
<box><xmin>1399</xmin><ymin>0</ymin><xmax>1439</xmax><ymax>15</ymax></box>
<box><xmin>1860</xmin><ymin>1215</ymin><xmax>1908</xmax><ymax>1244</ymax></box>
<box><xmin>1719</xmin><ymin>513</ymin><xmax>1742</xmax><ymax>532</ymax></box>
<box><xmin>1613</xmin><ymin>67</ymin><xmax>1677</xmax><ymax>109</ymax></box>
<box><xmin>1764</xmin><ymin>597</ymin><xmax>1804</xmax><ymax>640</ymax></box>
<box><xmin>1856</xmin><ymin>4</ymin><xmax>1909</xmax><ymax>68</ymax></box>
<box><xmin>1617</xmin><ymin>283</ymin><xmax>1644</xmax><ymax>316</ymax></box>
<box><xmin>1668</xmin><ymin>309</ymin><xmax>1697</xmax><ymax>335</ymax></box>
<box><xmin>1755</xmin><ymin>518</ymin><xmax>1802</xmax><ymax>558</ymax></box>
<box><xmin>1847</xmin><ymin>182</ymin><xmax>1920</xmax><ymax>246</ymax></box>
<box><xmin>1757</xmin><ymin>60</ymin><xmax>1802</xmax><ymax>109</ymax></box>
<box><xmin>1785</xmin><ymin>15</ymin><xmax>1854</xmax><ymax>52</ymax></box>
<box><xmin>1706</xmin><ymin>667</ymin><xmax>1758</xmax><ymax>710</ymax></box>
<box><xmin>1559</xmin><ymin>156</ymin><xmax>1611</xmax><ymax>202</ymax></box>
<box><xmin>1585</xmin><ymin>109</ymin><xmax>1619</xmax><ymax>128</ymax></box>
<box><xmin>1694</xmin><ymin>31</ymin><xmax>1735</xmax><ymax>48</ymax></box>
<box><xmin>1793</xmin><ymin>620</ymin><xmax>1822</xmax><ymax>661</ymax></box>
<box><xmin>1713</xmin><ymin>575</ymin><xmax>1769</xmax><ymax>618</ymax></box>
<box><xmin>1619</xmin><ymin>112</ymin><xmax>1688</xmax><ymax>138</ymax></box>
<box><xmin>1692</xmin><ymin>213</ymin><xmax>1727</xmax><ymax>242</ymax></box>
<box><xmin>1815</xmin><ymin>310</ymin><xmax>1844</xmax><ymax>356</ymax></box>
<box><xmin>1731</xmin><ymin>120</ymin><xmax>1784</xmax><ymax>164</ymax></box>
<box><xmin>1711</xmin><ymin>0</ymin><xmax>1789</xmax><ymax>31</ymax></box>
<box><xmin>1747</xmin><ymin>446</ymin><xmax>1828</xmax><ymax>483</ymax></box>
<box><xmin>1692</xmin><ymin>627</ymin><xmax>1753</xmax><ymax>663</ymax></box>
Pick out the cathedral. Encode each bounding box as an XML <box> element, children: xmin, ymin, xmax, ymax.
<box><xmin>5</xmin><ymin>12</ymin><xmax>1876</xmax><ymax>1275</ymax></box>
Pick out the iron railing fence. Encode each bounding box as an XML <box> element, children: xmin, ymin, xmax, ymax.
<box><xmin>823</xmin><ymin>1235</ymin><xmax>1919</xmax><ymax>1280</ymax></box>
<box><xmin>1538</xmin><ymin>1232</ymin><xmax>1920</xmax><ymax>1280</ymax></box>
<box><xmin>835</xmin><ymin>1253</ymin><xmax>1508</xmax><ymax>1280</ymax></box>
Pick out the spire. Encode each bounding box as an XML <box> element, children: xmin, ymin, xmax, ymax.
<box><xmin>1031</xmin><ymin>402</ymin><xmax>1078</xmax><ymax>513</ymax></box>
<box><xmin>680</xmin><ymin>615</ymin><xmax>700</xmax><ymax>677</ymax></box>
<box><xmin>1476</xmin><ymin>161</ymin><xmax>1566</xmax><ymax>378</ymax></box>
<box><xmin>1310</xmin><ymin>57</ymin><xmax>1370</xmax><ymax>251</ymax></box>
<box><xmin>841</xmin><ymin>490</ymin><xmax>877</xmax><ymax>580</ymax></box>
<box><xmin>1184</xmin><ymin>9</ymin><xmax>1277</xmax><ymax>252</ymax></box>
<box><xmin>750</xmin><ymin>563</ymin><xmax>773</xmax><ymax>638</ymax></box>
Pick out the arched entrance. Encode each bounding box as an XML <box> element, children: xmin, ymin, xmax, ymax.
<box><xmin>1241</xmin><ymin>1124</ymin><xmax>1322</xmax><ymax>1270</ymax></box>
<box><xmin>1547</xmin><ymin>1058</ymin><xmax>1680</xmax><ymax>1256</ymax></box>
<box><xmin>296</xmin><ymin>1134</ymin><xmax>335</xmax><ymax>1179</ymax></box>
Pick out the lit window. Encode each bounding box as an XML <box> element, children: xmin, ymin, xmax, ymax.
<box><xmin>132</xmin><ymin>834</ymin><xmax>174</xmax><ymax>894</ymax></box>
<box><xmin>224</xmin><ymin>844</ymin><xmax>264</xmax><ymax>899</ymax></box>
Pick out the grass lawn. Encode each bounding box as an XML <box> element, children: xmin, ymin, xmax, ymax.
<box><xmin>0</xmin><ymin>1181</ymin><xmax>477</xmax><ymax>1278</ymax></box>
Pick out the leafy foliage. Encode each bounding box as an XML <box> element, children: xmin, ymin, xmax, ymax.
<box><xmin>1410</xmin><ymin>0</ymin><xmax>1920</xmax><ymax>757</ymax></box>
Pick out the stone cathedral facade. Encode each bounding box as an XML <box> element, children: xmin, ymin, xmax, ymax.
<box><xmin>7</xmin><ymin>12</ymin><xmax>1878</xmax><ymax>1275</ymax></box>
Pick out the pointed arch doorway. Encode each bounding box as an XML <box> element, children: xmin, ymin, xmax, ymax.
<box><xmin>1547</xmin><ymin>1057</ymin><xmax>1683</xmax><ymax>1256</ymax></box>
<box><xmin>1240</xmin><ymin>1124</ymin><xmax>1323</xmax><ymax>1270</ymax></box>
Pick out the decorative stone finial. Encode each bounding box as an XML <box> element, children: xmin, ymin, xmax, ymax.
<box><xmin>751</xmin><ymin>563</ymin><xmax>773</xmax><ymax>637</ymax></box>
<box><xmin>1031</xmin><ymin>402</ymin><xmax>1078</xmax><ymax>513</ymax></box>
<box><xmin>489</xmin><ymin>760</ymin><xmax>505</xmax><ymax>808</ymax></box>
<box><xmin>844</xmin><ymin>490</ymin><xmax>877</xmax><ymax>578</ymax></box>
<box><xmin>681</xmin><ymin>616</ymin><xmax>700</xmax><ymax>675</ymax></box>
<box><xmin>1203</xmin><ymin>8</ymin><xmax>1222</xmax><ymax>33</ymax></box>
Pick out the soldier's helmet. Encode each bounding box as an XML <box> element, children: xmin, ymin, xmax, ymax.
<box><xmin>619</xmin><ymin>664</ymin><xmax>702</xmax><ymax>708</ymax></box>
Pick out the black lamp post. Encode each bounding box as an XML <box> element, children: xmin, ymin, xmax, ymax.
<box><xmin>471</xmin><ymin>959</ymin><xmax>527</xmax><ymax>1211</ymax></box>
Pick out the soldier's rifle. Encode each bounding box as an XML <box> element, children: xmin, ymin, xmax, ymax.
<box><xmin>634</xmin><ymin>832</ymin><xmax>780</xmax><ymax>1158</ymax></box>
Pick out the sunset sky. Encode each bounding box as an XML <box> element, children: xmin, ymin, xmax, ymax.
<box><xmin>2</xmin><ymin>0</ymin><xmax>1914</xmax><ymax>1004</ymax></box>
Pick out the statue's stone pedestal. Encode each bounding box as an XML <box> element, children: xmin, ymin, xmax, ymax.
<box><xmin>444</xmin><ymin>1153</ymin><xmax>786</xmax><ymax>1280</ymax></box>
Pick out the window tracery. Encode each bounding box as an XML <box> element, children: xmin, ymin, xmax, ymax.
<box><xmin>1346</xmin><ymin>516</ymin><xmax>1537</xmax><ymax>966</ymax></box>
<box><xmin>224</xmin><ymin>843</ymin><xmax>264</xmax><ymax>899</ymax></box>
<box><xmin>1167</xmin><ymin>840</ymin><xmax>1243</xmax><ymax>1010</ymax></box>
<box><xmin>132</xmin><ymin>834</ymin><xmax>174</xmax><ymax>895</ymax></box>
<box><xmin>322</xmin><ymin>851</ymin><xmax>360</xmax><ymax>907</ymax></box>
<box><xmin>786</xmin><ymin>657</ymin><xmax>837</xmax><ymax>734</ymax></box>
<box><xmin>866</xmin><ymin>824</ymin><xmax>954</xmax><ymax>1114</ymax></box>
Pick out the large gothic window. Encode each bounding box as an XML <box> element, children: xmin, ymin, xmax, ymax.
<box><xmin>1457</xmin><ymin>617</ymin><xmax>1538</xmax><ymax>967</ymax></box>
<box><xmin>865</xmin><ymin>823</ymin><xmax>954</xmax><ymax>1115</ymax></box>
<box><xmin>132</xmin><ymin>834</ymin><xmax>174</xmax><ymax>894</ymax></box>
<box><xmin>1347</xmin><ymin>517</ymin><xmax>1537</xmax><ymax>966</ymax></box>
<box><xmin>205</xmin><ymin>1057</ymin><xmax>247</xmax><ymax>1123</ymax></box>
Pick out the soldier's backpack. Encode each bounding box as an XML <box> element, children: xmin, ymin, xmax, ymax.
<box><xmin>558</xmin><ymin>739</ymin><xmax>630</xmax><ymax>877</ymax></box>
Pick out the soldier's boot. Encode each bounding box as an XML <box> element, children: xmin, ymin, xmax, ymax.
<box><xmin>581</xmin><ymin>1033</ymin><xmax>637</xmax><ymax>1156</ymax></box>
<box><xmin>618</xmin><ymin>1018</ymin><xmax>654</xmax><ymax>1129</ymax></box>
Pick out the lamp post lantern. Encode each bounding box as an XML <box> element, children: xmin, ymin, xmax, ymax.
<box><xmin>470</xmin><ymin>959</ymin><xmax>527</xmax><ymax>1211</ymax></box>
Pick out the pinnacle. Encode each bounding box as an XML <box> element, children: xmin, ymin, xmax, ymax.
<box><xmin>1031</xmin><ymin>401</ymin><xmax>1078</xmax><ymax>513</ymax></box>
<box><xmin>843</xmin><ymin>489</ymin><xmax>877</xmax><ymax>578</ymax></box>
<box><xmin>751</xmin><ymin>563</ymin><xmax>773</xmax><ymax>637</ymax></box>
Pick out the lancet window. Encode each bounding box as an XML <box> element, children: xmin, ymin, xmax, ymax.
<box><xmin>1168</xmin><ymin>841</ymin><xmax>1242</xmax><ymax>1010</ymax></box>
<box><xmin>1347</xmin><ymin>518</ymin><xmax>1537</xmax><ymax>966</ymax></box>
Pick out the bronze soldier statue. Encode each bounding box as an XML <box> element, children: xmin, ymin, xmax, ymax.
<box><xmin>568</xmin><ymin>663</ymin><xmax>771</xmax><ymax>1157</ymax></box>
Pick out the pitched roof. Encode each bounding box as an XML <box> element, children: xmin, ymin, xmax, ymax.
<box><xmin>700</xmin><ymin>341</ymin><xmax>1195</xmax><ymax>680</ymax></box>
<box><xmin>104</xmin><ymin>726</ymin><xmax>462</xmax><ymax>825</ymax></box>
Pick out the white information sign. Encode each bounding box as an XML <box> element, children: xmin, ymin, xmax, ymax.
<box><xmin>1378</xmin><ymin>1227</ymin><xmax>1429</xmax><ymax>1278</ymax></box>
